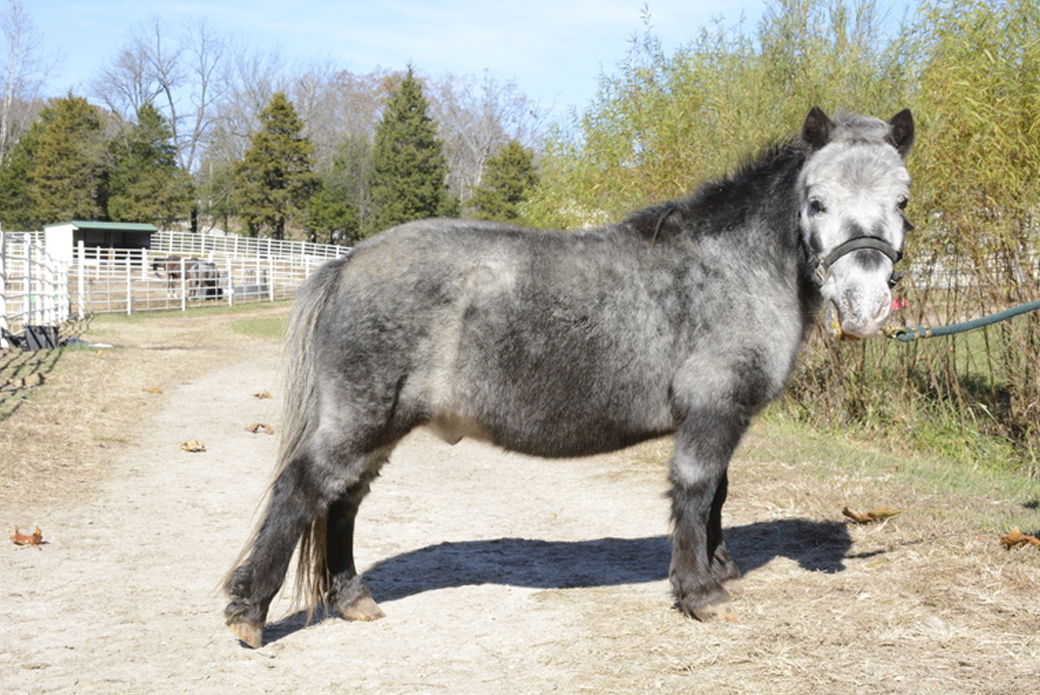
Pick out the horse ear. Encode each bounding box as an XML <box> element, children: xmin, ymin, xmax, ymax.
<box><xmin>802</xmin><ymin>106</ymin><xmax>834</xmax><ymax>151</ymax></box>
<box><xmin>888</xmin><ymin>109</ymin><xmax>914</xmax><ymax>157</ymax></box>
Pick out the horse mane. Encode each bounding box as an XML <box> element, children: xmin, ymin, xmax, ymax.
<box><xmin>627</xmin><ymin>137</ymin><xmax>809</xmax><ymax>244</ymax></box>
<box><xmin>829</xmin><ymin>111</ymin><xmax>893</xmax><ymax>146</ymax></box>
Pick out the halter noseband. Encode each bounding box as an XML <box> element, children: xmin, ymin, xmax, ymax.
<box><xmin>811</xmin><ymin>236</ymin><xmax>904</xmax><ymax>288</ymax></box>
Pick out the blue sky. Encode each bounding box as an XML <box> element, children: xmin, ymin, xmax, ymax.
<box><xmin>33</xmin><ymin>0</ymin><xmax>770</xmax><ymax>112</ymax></box>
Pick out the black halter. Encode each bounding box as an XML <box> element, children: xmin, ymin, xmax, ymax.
<box><xmin>810</xmin><ymin>236</ymin><xmax>904</xmax><ymax>288</ymax></box>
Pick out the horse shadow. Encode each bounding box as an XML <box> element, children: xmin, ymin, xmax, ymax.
<box><xmin>260</xmin><ymin>517</ymin><xmax>852</xmax><ymax>645</ymax></box>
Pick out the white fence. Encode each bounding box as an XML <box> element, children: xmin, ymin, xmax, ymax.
<box><xmin>153</xmin><ymin>230</ymin><xmax>346</xmax><ymax>262</ymax></box>
<box><xmin>72</xmin><ymin>245</ymin><xmax>334</xmax><ymax>316</ymax></box>
<box><xmin>1</xmin><ymin>231</ymin><xmax>349</xmax><ymax>348</ymax></box>
<box><xmin>0</xmin><ymin>231</ymin><xmax>69</xmax><ymax>348</ymax></box>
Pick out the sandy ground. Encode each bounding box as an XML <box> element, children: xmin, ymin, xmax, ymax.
<box><xmin>2</xmin><ymin>326</ymin><xmax>1039</xmax><ymax>694</ymax></box>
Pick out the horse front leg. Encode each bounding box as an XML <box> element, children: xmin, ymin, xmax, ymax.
<box><xmin>668</xmin><ymin>411</ymin><xmax>747</xmax><ymax>622</ymax></box>
<box><xmin>708</xmin><ymin>472</ymin><xmax>742</xmax><ymax>589</ymax></box>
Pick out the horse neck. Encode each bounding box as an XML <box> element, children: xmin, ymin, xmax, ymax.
<box><xmin>717</xmin><ymin>148</ymin><xmax>823</xmax><ymax>333</ymax></box>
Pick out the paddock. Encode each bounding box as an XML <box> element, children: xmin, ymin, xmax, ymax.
<box><xmin>0</xmin><ymin>230</ymin><xmax>347</xmax><ymax>347</ymax></box>
<box><xmin>1</xmin><ymin>306</ymin><xmax>1037</xmax><ymax>693</ymax></box>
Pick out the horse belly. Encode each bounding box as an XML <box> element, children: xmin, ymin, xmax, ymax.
<box><xmin>426</xmin><ymin>410</ymin><xmax>492</xmax><ymax>445</ymax></box>
<box><xmin>422</xmin><ymin>341</ymin><xmax>676</xmax><ymax>458</ymax></box>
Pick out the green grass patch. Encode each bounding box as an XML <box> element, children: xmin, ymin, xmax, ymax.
<box><xmin>87</xmin><ymin>299</ymin><xmax>291</xmax><ymax>326</ymax></box>
<box><xmin>749</xmin><ymin>412</ymin><xmax>1040</xmax><ymax>535</ymax></box>
<box><xmin>80</xmin><ymin>301</ymin><xmax>292</xmax><ymax>345</ymax></box>
<box><xmin>230</xmin><ymin>315</ymin><xmax>286</xmax><ymax>340</ymax></box>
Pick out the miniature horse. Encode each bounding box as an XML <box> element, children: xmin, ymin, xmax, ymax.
<box><xmin>224</xmin><ymin>107</ymin><xmax>914</xmax><ymax>647</ymax></box>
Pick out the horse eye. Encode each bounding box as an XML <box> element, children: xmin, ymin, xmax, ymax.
<box><xmin>809</xmin><ymin>199</ymin><xmax>827</xmax><ymax>215</ymax></box>
<box><xmin>897</xmin><ymin>195</ymin><xmax>909</xmax><ymax>211</ymax></box>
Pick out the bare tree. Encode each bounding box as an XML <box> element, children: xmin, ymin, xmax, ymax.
<box><xmin>0</xmin><ymin>0</ymin><xmax>53</xmax><ymax>159</ymax></box>
<box><xmin>289</xmin><ymin>63</ymin><xmax>399</xmax><ymax>173</ymax></box>
<box><xmin>193</xmin><ymin>42</ymin><xmax>285</xmax><ymax>232</ymax></box>
<box><xmin>287</xmin><ymin>60</ymin><xmax>345</xmax><ymax>173</ymax></box>
<box><xmin>429</xmin><ymin>71</ymin><xmax>545</xmax><ymax>204</ymax></box>
<box><xmin>91</xmin><ymin>16</ymin><xmax>231</xmax><ymax>172</ymax></box>
<box><xmin>176</xmin><ymin>19</ymin><xmax>229</xmax><ymax>172</ymax></box>
<box><xmin>206</xmin><ymin>42</ymin><xmax>284</xmax><ymax>164</ymax></box>
<box><xmin>92</xmin><ymin>16</ymin><xmax>182</xmax><ymax>121</ymax></box>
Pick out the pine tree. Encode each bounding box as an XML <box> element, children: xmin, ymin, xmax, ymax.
<box><xmin>469</xmin><ymin>140</ymin><xmax>538</xmax><ymax>222</ymax></box>
<box><xmin>0</xmin><ymin>117</ymin><xmax>43</xmax><ymax>229</ymax></box>
<box><xmin>366</xmin><ymin>67</ymin><xmax>458</xmax><ymax>236</ymax></box>
<box><xmin>306</xmin><ymin>182</ymin><xmax>358</xmax><ymax>244</ymax></box>
<box><xmin>304</xmin><ymin>136</ymin><xmax>368</xmax><ymax>244</ymax></box>
<box><xmin>234</xmin><ymin>92</ymin><xmax>318</xmax><ymax>239</ymax></box>
<box><xmin>107</xmin><ymin>104</ymin><xmax>194</xmax><ymax>228</ymax></box>
<box><xmin>29</xmin><ymin>95</ymin><xmax>108</xmax><ymax>223</ymax></box>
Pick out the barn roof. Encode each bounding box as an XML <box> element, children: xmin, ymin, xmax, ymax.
<box><xmin>44</xmin><ymin>220</ymin><xmax>158</xmax><ymax>233</ymax></box>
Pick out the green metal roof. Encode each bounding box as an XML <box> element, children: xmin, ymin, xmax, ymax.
<box><xmin>44</xmin><ymin>220</ymin><xmax>158</xmax><ymax>232</ymax></box>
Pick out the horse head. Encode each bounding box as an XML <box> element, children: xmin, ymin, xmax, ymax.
<box><xmin>799</xmin><ymin>107</ymin><xmax>914</xmax><ymax>339</ymax></box>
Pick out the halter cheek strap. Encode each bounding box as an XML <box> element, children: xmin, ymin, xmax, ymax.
<box><xmin>811</xmin><ymin>236</ymin><xmax>903</xmax><ymax>287</ymax></box>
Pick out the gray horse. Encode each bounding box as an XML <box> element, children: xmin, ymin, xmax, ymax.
<box><xmin>224</xmin><ymin>107</ymin><xmax>914</xmax><ymax>648</ymax></box>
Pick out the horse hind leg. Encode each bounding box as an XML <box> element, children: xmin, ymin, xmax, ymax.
<box><xmin>223</xmin><ymin>451</ymin><xmax>325</xmax><ymax>648</ymax></box>
<box><xmin>299</xmin><ymin>448</ymin><xmax>391</xmax><ymax>623</ymax></box>
<box><xmin>324</xmin><ymin>474</ymin><xmax>386</xmax><ymax>622</ymax></box>
<box><xmin>223</xmin><ymin>444</ymin><xmax>392</xmax><ymax>648</ymax></box>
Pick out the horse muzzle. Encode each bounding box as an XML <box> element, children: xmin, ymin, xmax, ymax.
<box><xmin>828</xmin><ymin>288</ymin><xmax>892</xmax><ymax>340</ymax></box>
<box><xmin>813</xmin><ymin>235</ymin><xmax>903</xmax><ymax>340</ymax></box>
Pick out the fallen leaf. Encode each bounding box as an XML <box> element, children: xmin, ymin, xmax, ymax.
<box><xmin>253</xmin><ymin>390</ymin><xmax>273</xmax><ymax>399</ymax></box>
<box><xmin>181</xmin><ymin>440</ymin><xmax>206</xmax><ymax>452</ymax></box>
<box><xmin>1000</xmin><ymin>528</ymin><xmax>1040</xmax><ymax>549</ymax></box>
<box><xmin>146</xmin><ymin>386</ymin><xmax>163</xmax><ymax>394</ymax></box>
<box><xmin>10</xmin><ymin>526</ymin><xmax>43</xmax><ymax>548</ymax></box>
<box><xmin>245</xmin><ymin>423</ymin><xmax>275</xmax><ymax>435</ymax></box>
<box><xmin>842</xmin><ymin>506</ymin><xmax>903</xmax><ymax>524</ymax></box>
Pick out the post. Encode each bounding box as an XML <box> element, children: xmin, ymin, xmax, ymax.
<box><xmin>0</xmin><ymin>229</ymin><xmax>7</xmax><ymax>349</ymax></box>
<box><xmin>42</xmin><ymin>251</ymin><xmax>52</xmax><ymax>326</ymax></box>
<box><xmin>180</xmin><ymin>256</ymin><xmax>187</xmax><ymax>312</ymax></box>
<box><xmin>268</xmin><ymin>255</ymin><xmax>275</xmax><ymax>302</ymax></box>
<box><xmin>77</xmin><ymin>240</ymin><xmax>86</xmax><ymax>319</ymax></box>
<box><xmin>56</xmin><ymin>259</ymin><xmax>69</xmax><ymax>324</ymax></box>
<box><xmin>26</xmin><ymin>240</ymin><xmax>34</xmax><ymax>326</ymax></box>
<box><xmin>125</xmin><ymin>252</ymin><xmax>132</xmax><ymax>315</ymax></box>
<box><xmin>226</xmin><ymin>257</ymin><xmax>233</xmax><ymax>307</ymax></box>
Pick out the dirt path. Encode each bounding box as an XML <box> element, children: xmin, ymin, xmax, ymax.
<box><xmin>2</xmin><ymin>328</ymin><xmax>1039</xmax><ymax>694</ymax></box>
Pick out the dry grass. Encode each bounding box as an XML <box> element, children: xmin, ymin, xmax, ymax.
<box><xmin>576</xmin><ymin>415</ymin><xmax>1040</xmax><ymax>693</ymax></box>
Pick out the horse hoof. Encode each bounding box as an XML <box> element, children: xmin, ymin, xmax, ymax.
<box><xmin>723</xmin><ymin>578</ymin><xmax>744</xmax><ymax>597</ymax></box>
<box><xmin>691</xmin><ymin>600</ymin><xmax>738</xmax><ymax>623</ymax></box>
<box><xmin>228</xmin><ymin>619</ymin><xmax>264</xmax><ymax>649</ymax></box>
<box><xmin>338</xmin><ymin>595</ymin><xmax>385</xmax><ymax>622</ymax></box>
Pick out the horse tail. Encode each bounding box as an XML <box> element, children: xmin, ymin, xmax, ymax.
<box><xmin>279</xmin><ymin>256</ymin><xmax>353</xmax><ymax>615</ymax></box>
<box><xmin>224</xmin><ymin>254</ymin><xmax>350</xmax><ymax>615</ymax></box>
<box><xmin>277</xmin><ymin>255</ymin><xmax>347</xmax><ymax>474</ymax></box>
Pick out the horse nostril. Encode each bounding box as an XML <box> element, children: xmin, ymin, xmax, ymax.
<box><xmin>873</xmin><ymin>293</ymin><xmax>891</xmax><ymax>320</ymax></box>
